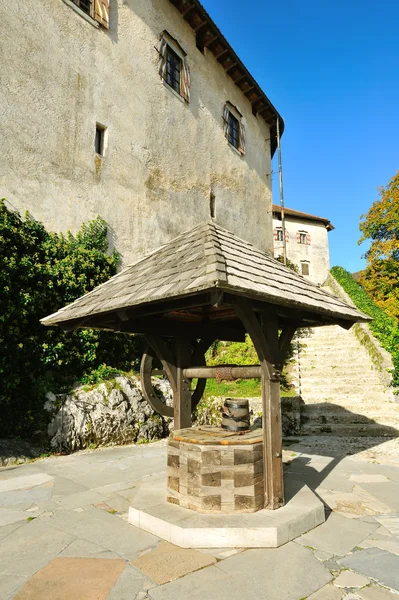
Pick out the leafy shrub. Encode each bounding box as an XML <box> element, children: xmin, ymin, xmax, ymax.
<box><xmin>0</xmin><ymin>200</ymin><xmax>144</xmax><ymax>437</ymax></box>
<box><xmin>331</xmin><ymin>266</ymin><xmax>399</xmax><ymax>387</ymax></box>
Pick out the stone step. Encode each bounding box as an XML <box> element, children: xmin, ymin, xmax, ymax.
<box><xmin>299</xmin><ymin>384</ymin><xmax>388</xmax><ymax>395</ymax></box>
<box><xmin>301</xmin><ymin>423</ymin><xmax>399</xmax><ymax>437</ymax></box>
<box><xmin>301</xmin><ymin>411</ymin><xmax>399</xmax><ymax>426</ymax></box>
<box><xmin>298</xmin><ymin>375</ymin><xmax>383</xmax><ymax>385</ymax></box>
<box><xmin>299</xmin><ymin>395</ymin><xmax>396</xmax><ymax>405</ymax></box>
<box><xmin>302</xmin><ymin>403</ymin><xmax>399</xmax><ymax>415</ymax></box>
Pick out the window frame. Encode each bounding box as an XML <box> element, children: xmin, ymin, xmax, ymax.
<box><xmin>165</xmin><ymin>45</ymin><xmax>183</xmax><ymax>95</ymax></box>
<box><xmin>298</xmin><ymin>231</ymin><xmax>308</xmax><ymax>245</ymax></box>
<box><xmin>275</xmin><ymin>228</ymin><xmax>284</xmax><ymax>242</ymax></box>
<box><xmin>301</xmin><ymin>262</ymin><xmax>310</xmax><ymax>276</ymax></box>
<box><xmin>72</xmin><ymin>0</ymin><xmax>92</xmax><ymax>16</ymax></box>
<box><xmin>224</xmin><ymin>103</ymin><xmax>246</xmax><ymax>155</ymax></box>
<box><xmin>158</xmin><ymin>32</ymin><xmax>191</xmax><ymax>103</ymax></box>
<box><xmin>95</xmin><ymin>123</ymin><xmax>108</xmax><ymax>157</ymax></box>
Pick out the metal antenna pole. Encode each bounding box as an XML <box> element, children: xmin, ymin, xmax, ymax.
<box><xmin>276</xmin><ymin>117</ymin><xmax>287</xmax><ymax>265</ymax></box>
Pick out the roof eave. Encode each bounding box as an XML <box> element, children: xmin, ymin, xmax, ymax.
<box><xmin>168</xmin><ymin>0</ymin><xmax>284</xmax><ymax>155</ymax></box>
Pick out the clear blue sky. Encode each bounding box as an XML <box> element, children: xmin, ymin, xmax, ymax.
<box><xmin>201</xmin><ymin>0</ymin><xmax>399</xmax><ymax>272</ymax></box>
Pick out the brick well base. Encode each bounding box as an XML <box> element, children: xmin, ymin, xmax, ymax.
<box><xmin>167</xmin><ymin>427</ymin><xmax>264</xmax><ymax>514</ymax></box>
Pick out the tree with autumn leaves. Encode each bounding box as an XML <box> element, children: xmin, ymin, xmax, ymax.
<box><xmin>359</xmin><ymin>171</ymin><xmax>399</xmax><ymax>321</ymax></box>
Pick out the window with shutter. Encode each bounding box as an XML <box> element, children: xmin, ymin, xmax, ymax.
<box><xmin>275</xmin><ymin>228</ymin><xmax>284</xmax><ymax>242</ymax></box>
<box><xmin>158</xmin><ymin>33</ymin><xmax>191</xmax><ymax>103</ymax></box>
<box><xmin>298</xmin><ymin>231</ymin><xmax>308</xmax><ymax>245</ymax></box>
<box><xmin>223</xmin><ymin>103</ymin><xmax>246</xmax><ymax>155</ymax></box>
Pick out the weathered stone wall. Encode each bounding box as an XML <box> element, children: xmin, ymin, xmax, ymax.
<box><xmin>0</xmin><ymin>0</ymin><xmax>273</xmax><ymax>265</ymax></box>
<box><xmin>273</xmin><ymin>216</ymin><xmax>331</xmax><ymax>285</ymax></box>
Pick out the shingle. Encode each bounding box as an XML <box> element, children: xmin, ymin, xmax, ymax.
<box><xmin>41</xmin><ymin>221</ymin><xmax>369</xmax><ymax>327</ymax></box>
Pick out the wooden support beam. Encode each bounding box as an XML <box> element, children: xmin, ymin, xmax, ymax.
<box><xmin>233</xmin><ymin>298</ymin><xmax>284</xmax><ymax>510</ymax></box>
<box><xmin>278</xmin><ymin>322</ymin><xmax>300</xmax><ymax>368</ymax></box>
<box><xmin>203</xmin><ymin>33</ymin><xmax>218</xmax><ymax>48</ymax></box>
<box><xmin>114</xmin><ymin>317</ymin><xmax>245</xmax><ymax>342</ymax></box>
<box><xmin>174</xmin><ymin>338</ymin><xmax>193</xmax><ymax>430</ymax></box>
<box><xmin>215</xmin><ymin>48</ymin><xmax>228</xmax><ymax>60</ymax></box>
<box><xmin>181</xmin><ymin>4</ymin><xmax>194</xmax><ymax>17</ymax></box>
<box><xmin>225</xmin><ymin>62</ymin><xmax>238</xmax><ymax>73</ymax></box>
<box><xmin>144</xmin><ymin>335</ymin><xmax>177</xmax><ymax>394</ymax></box>
<box><xmin>183</xmin><ymin>365</ymin><xmax>261</xmax><ymax>379</ymax></box>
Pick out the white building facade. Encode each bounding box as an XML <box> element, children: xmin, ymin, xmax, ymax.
<box><xmin>272</xmin><ymin>205</ymin><xmax>334</xmax><ymax>285</ymax></box>
<box><xmin>0</xmin><ymin>0</ymin><xmax>283</xmax><ymax>265</ymax></box>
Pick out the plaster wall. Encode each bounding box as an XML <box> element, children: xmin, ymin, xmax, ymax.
<box><xmin>273</xmin><ymin>217</ymin><xmax>331</xmax><ymax>285</ymax></box>
<box><xmin>0</xmin><ymin>0</ymin><xmax>273</xmax><ymax>265</ymax></box>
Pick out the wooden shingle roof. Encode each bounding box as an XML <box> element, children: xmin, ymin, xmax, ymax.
<box><xmin>41</xmin><ymin>222</ymin><xmax>369</xmax><ymax>335</ymax></box>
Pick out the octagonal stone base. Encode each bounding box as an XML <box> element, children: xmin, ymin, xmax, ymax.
<box><xmin>167</xmin><ymin>428</ymin><xmax>264</xmax><ymax>514</ymax></box>
<box><xmin>128</xmin><ymin>477</ymin><xmax>325</xmax><ymax>548</ymax></box>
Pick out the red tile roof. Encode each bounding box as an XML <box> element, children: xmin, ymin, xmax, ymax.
<box><xmin>272</xmin><ymin>205</ymin><xmax>334</xmax><ymax>231</ymax></box>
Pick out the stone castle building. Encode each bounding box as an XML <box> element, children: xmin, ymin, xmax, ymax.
<box><xmin>272</xmin><ymin>205</ymin><xmax>334</xmax><ymax>285</ymax></box>
<box><xmin>0</xmin><ymin>0</ymin><xmax>282</xmax><ymax>265</ymax></box>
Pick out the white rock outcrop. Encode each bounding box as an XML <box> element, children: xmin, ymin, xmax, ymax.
<box><xmin>44</xmin><ymin>375</ymin><xmax>172</xmax><ymax>452</ymax></box>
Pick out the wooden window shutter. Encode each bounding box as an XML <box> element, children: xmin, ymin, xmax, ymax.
<box><xmin>180</xmin><ymin>60</ymin><xmax>191</xmax><ymax>103</ymax></box>
<box><xmin>223</xmin><ymin>104</ymin><xmax>230</xmax><ymax>137</ymax></box>
<box><xmin>238</xmin><ymin>120</ymin><xmax>246</xmax><ymax>155</ymax></box>
<box><xmin>296</xmin><ymin>231</ymin><xmax>300</xmax><ymax>243</ymax></box>
<box><xmin>285</xmin><ymin>229</ymin><xmax>289</xmax><ymax>242</ymax></box>
<box><xmin>94</xmin><ymin>0</ymin><xmax>109</xmax><ymax>29</ymax></box>
<box><xmin>158</xmin><ymin>37</ymin><xmax>167</xmax><ymax>80</ymax></box>
<box><xmin>306</xmin><ymin>233</ymin><xmax>311</xmax><ymax>245</ymax></box>
<box><xmin>274</xmin><ymin>228</ymin><xmax>278</xmax><ymax>241</ymax></box>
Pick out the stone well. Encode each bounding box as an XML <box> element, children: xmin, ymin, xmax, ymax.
<box><xmin>167</xmin><ymin>427</ymin><xmax>265</xmax><ymax>514</ymax></box>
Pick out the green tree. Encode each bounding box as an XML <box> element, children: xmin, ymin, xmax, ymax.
<box><xmin>0</xmin><ymin>200</ymin><xmax>143</xmax><ymax>437</ymax></box>
<box><xmin>359</xmin><ymin>171</ymin><xmax>399</xmax><ymax>320</ymax></box>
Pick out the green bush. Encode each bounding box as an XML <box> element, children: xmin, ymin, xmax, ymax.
<box><xmin>0</xmin><ymin>200</ymin><xmax>144</xmax><ymax>437</ymax></box>
<box><xmin>330</xmin><ymin>266</ymin><xmax>399</xmax><ymax>387</ymax></box>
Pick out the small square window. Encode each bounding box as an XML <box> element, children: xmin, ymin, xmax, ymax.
<box><xmin>276</xmin><ymin>228</ymin><xmax>284</xmax><ymax>242</ymax></box>
<box><xmin>165</xmin><ymin>46</ymin><xmax>182</xmax><ymax>94</ymax></box>
<box><xmin>298</xmin><ymin>232</ymin><xmax>307</xmax><ymax>245</ymax></box>
<box><xmin>95</xmin><ymin>124</ymin><xmax>107</xmax><ymax>156</ymax></box>
<box><xmin>72</xmin><ymin>0</ymin><xmax>92</xmax><ymax>16</ymax></box>
<box><xmin>301</xmin><ymin>262</ymin><xmax>310</xmax><ymax>276</ymax></box>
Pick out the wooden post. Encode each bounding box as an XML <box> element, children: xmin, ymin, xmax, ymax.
<box><xmin>233</xmin><ymin>299</ymin><xmax>286</xmax><ymax>510</ymax></box>
<box><xmin>260</xmin><ymin>313</ymin><xmax>284</xmax><ymax>509</ymax></box>
<box><xmin>174</xmin><ymin>338</ymin><xmax>192</xmax><ymax>430</ymax></box>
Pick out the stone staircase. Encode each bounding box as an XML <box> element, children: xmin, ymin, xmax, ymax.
<box><xmin>295</xmin><ymin>322</ymin><xmax>399</xmax><ymax>436</ymax></box>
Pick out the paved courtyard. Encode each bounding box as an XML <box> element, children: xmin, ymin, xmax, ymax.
<box><xmin>1</xmin><ymin>437</ymin><xmax>399</xmax><ymax>600</ymax></box>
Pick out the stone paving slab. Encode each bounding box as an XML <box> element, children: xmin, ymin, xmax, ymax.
<box><xmin>0</xmin><ymin>519</ymin><xmax>75</xmax><ymax>578</ymax></box>
<box><xmin>107</xmin><ymin>565</ymin><xmax>151</xmax><ymax>600</ymax></box>
<box><xmin>0</xmin><ymin>574</ymin><xmax>28</xmax><ymax>600</ymax></box>
<box><xmin>358</xmin><ymin>585</ymin><xmax>399</xmax><ymax>599</ymax></box>
<box><xmin>148</xmin><ymin>564</ymin><xmax>260</xmax><ymax>600</ymax></box>
<box><xmin>353</xmin><ymin>482</ymin><xmax>399</xmax><ymax>512</ymax></box>
<box><xmin>333</xmin><ymin>570</ymin><xmax>370</xmax><ymax>588</ymax></box>
<box><xmin>296</xmin><ymin>512</ymin><xmax>378</xmax><ymax>555</ymax></box>
<box><xmin>375</xmin><ymin>515</ymin><xmax>399</xmax><ymax>537</ymax></box>
<box><xmin>214</xmin><ymin>543</ymin><xmax>332</xmax><ymax>600</ymax></box>
<box><xmin>307</xmin><ymin>583</ymin><xmax>344</xmax><ymax>599</ymax></box>
<box><xmin>41</xmin><ymin>506</ymin><xmax>158</xmax><ymax>560</ymax></box>
<box><xmin>13</xmin><ymin>557</ymin><xmax>126</xmax><ymax>600</ymax></box>
<box><xmin>132</xmin><ymin>542</ymin><xmax>217</xmax><ymax>584</ymax></box>
<box><xmin>340</xmin><ymin>548</ymin><xmax>399</xmax><ymax>591</ymax></box>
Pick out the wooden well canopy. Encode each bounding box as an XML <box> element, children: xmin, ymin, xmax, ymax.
<box><xmin>42</xmin><ymin>221</ymin><xmax>369</xmax><ymax>510</ymax></box>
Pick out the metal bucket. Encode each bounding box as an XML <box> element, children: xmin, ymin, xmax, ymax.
<box><xmin>221</xmin><ymin>398</ymin><xmax>250</xmax><ymax>432</ymax></box>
